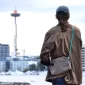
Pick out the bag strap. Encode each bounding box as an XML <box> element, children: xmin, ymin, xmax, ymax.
<box><xmin>49</xmin><ymin>26</ymin><xmax>74</xmax><ymax>60</ymax></box>
<box><xmin>67</xmin><ymin>26</ymin><xmax>74</xmax><ymax>59</ymax></box>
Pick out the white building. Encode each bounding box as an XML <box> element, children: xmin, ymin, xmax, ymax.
<box><xmin>10</xmin><ymin>58</ymin><xmax>28</xmax><ymax>71</ymax></box>
<box><xmin>0</xmin><ymin>61</ymin><xmax>6</xmax><ymax>72</ymax></box>
<box><xmin>81</xmin><ymin>45</ymin><xmax>85</xmax><ymax>71</ymax></box>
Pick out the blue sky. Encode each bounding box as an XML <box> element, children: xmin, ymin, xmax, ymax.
<box><xmin>0</xmin><ymin>0</ymin><xmax>85</xmax><ymax>56</ymax></box>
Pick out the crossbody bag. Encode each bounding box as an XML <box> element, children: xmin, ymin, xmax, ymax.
<box><xmin>49</xmin><ymin>26</ymin><xmax>74</xmax><ymax>76</ymax></box>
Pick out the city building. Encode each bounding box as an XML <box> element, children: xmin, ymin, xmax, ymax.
<box><xmin>0</xmin><ymin>44</ymin><xmax>10</xmax><ymax>57</ymax></box>
<box><xmin>0</xmin><ymin>61</ymin><xmax>6</xmax><ymax>72</ymax></box>
<box><xmin>10</xmin><ymin>57</ymin><xmax>28</xmax><ymax>71</ymax></box>
<box><xmin>81</xmin><ymin>45</ymin><xmax>85</xmax><ymax>71</ymax></box>
<box><xmin>0</xmin><ymin>44</ymin><xmax>10</xmax><ymax>72</ymax></box>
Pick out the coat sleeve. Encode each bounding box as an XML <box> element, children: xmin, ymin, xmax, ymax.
<box><xmin>40</xmin><ymin>32</ymin><xmax>54</xmax><ymax>66</ymax></box>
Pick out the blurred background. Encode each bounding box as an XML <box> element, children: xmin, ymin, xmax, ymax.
<box><xmin>0</xmin><ymin>0</ymin><xmax>85</xmax><ymax>85</ymax></box>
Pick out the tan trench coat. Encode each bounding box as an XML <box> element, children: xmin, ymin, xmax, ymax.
<box><xmin>40</xmin><ymin>24</ymin><xmax>82</xmax><ymax>84</ymax></box>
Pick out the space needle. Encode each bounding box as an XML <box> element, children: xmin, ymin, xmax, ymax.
<box><xmin>11</xmin><ymin>10</ymin><xmax>20</xmax><ymax>57</ymax></box>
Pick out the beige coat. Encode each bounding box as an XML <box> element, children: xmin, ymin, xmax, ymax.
<box><xmin>40</xmin><ymin>24</ymin><xmax>82</xmax><ymax>84</ymax></box>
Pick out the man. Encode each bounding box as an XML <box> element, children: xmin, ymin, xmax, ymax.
<box><xmin>40</xmin><ymin>6</ymin><xmax>82</xmax><ymax>85</ymax></box>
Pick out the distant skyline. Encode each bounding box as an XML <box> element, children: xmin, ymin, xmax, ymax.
<box><xmin>0</xmin><ymin>0</ymin><xmax>85</xmax><ymax>56</ymax></box>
